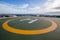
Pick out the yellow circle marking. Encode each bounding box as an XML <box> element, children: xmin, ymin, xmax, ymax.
<box><xmin>2</xmin><ymin>18</ymin><xmax>57</xmax><ymax>35</ymax></box>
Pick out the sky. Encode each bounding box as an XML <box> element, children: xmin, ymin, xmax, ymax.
<box><xmin>0</xmin><ymin>0</ymin><xmax>60</xmax><ymax>14</ymax></box>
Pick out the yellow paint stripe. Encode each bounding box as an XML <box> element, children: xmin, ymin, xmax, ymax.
<box><xmin>2</xmin><ymin>18</ymin><xmax>57</xmax><ymax>35</ymax></box>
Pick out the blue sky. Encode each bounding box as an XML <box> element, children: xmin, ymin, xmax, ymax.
<box><xmin>0</xmin><ymin>0</ymin><xmax>46</xmax><ymax>7</ymax></box>
<box><xmin>0</xmin><ymin>0</ymin><xmax>46</xmax><ymax>4</ymax></box>
<box><xmin>0</xmin><ymin>0</ymin><xmax>60</xmax><ymax>14</ymax></box>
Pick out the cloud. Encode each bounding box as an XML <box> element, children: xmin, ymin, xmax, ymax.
<box><xmin>0</xmin><ymin>2</ymin><xmax>42</xmax><ymax>14</ymax></box>
<box><xmin>0</xmin><ymin>0</ymin><xmax>60</xmax><ymax>14</ymax></box>
<box><xmin>43</xmin><ymin>0</ymin><xmax>60</xmax><ymax>12</ymax></box>
<box><xmin>0</xmin><ymin>3</ymin><xmax>29</xmax><ymax>14</ymax></box>
<box><xmin>28</xmin><ymin>6</ymin><xmax>42</xmax><ymax>13</ymax></box>
<box><xmin>54</xmin><ymin>7</ymin><xmax>60</xmax><ymax>9</ymax></box>
<box><xmin>16</xmin><ymin>4</ymin><xmax>29</xmax><ymax>9</ymax></box>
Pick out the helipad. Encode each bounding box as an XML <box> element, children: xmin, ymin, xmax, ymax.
<box><xmin>0</xmin><ymin>16</ymin><xmax>60</xmax><ymax>40</ymax></box>
<box><xmin>2</xmin><ymin>17</ymin><xmax>57</xmax><ymax>35</ymax></box>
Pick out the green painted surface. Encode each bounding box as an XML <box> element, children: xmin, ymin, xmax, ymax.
<box><xmin>8</xmin><ymin>16</ymin><xmax>51</xmax><ymax>30</ymax></box>
<box><xmin>0</xmin><ymin>16</ymin><xmax>60</xmax><ymax>40</ymax></box>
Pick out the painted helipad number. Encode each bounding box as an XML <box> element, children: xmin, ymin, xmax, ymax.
<box><xmin>20</xmin><ymin>18</ymin><xmax>38</xmax><ymax>24</ymax></box>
